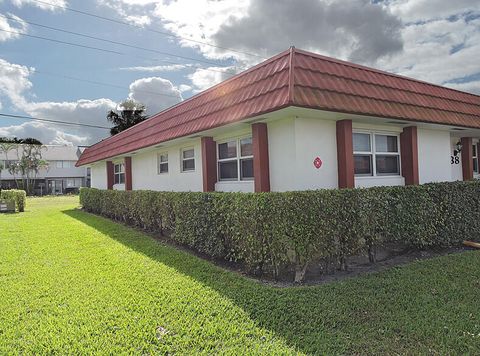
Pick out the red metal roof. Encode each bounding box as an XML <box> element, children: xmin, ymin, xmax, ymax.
<box><xmin>77</xmin><ymin>47</ymin><xmax>480</xmax><ymax>166</ymax></box>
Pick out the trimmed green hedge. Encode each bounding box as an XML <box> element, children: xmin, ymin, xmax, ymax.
<box><xmin>0</xmin><ymin>189</ymin><xmax>26</xmax><ymax>212</ymax></box>
<box><xmin>80</xmin><ymin>181</ymin><xmax>480</xmax><ymax>281</ymax></box>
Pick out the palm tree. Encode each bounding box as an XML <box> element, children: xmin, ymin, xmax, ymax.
<box><xmin>107</xmin><ymin>99</ymin><xmax>148</xmax><ymax>136</ymax></box>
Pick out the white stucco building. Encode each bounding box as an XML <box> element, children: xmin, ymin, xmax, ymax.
<box><xmin>77</xmin><ymin>48</ymin><xmax>480</xmax><ymax>193</ymax></box>
<box><xmin>1</xmin><ymin>145</ymin><xmax>90</xmax><ymax>195</ymax></box>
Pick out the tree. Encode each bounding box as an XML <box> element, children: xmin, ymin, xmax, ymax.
<box><xmin>107</xmin><ymin>99</ymin><xmax>148</xmax><ymax>136</ymax></box>
<box><xmin>3</xmin><ymin>140</ymin><xmax>48</xmax><ymax>195</ymax></box>
<box><xmin>0</xmin><ymin>137</ymin><xmax>42</xmax><ymax>145</ymax></box>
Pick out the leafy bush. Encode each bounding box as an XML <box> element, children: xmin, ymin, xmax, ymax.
<box><xmin>0</xmin><ymin>189</ymin><xmax>26</xmax><ymax>212</ymax></box>
<box><xmin>80</xmin><ymin>181</ymin><xmax>480</xmax><ymax>282</ymax></box>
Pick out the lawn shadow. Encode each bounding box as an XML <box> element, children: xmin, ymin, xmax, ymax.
<box><xmin>61</xmin><ymin>208</ymin><xmax>469</xmax><ymax>355</ymax></box>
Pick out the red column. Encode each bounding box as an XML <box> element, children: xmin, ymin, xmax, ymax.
<box><xmin>336</xmin><ymin>120</ymin><xmax>354</xmax><ymax>188</ymax></box>
<box><xmin>124</xmin><ymin>157</ymin><xmax>132</xmax><ymax>191</ymax></box>
<box><xmin>106</xmin><ymin>161</ymin><xmax>114</xmax><ymax>190</ymax></box>
<box><xmin>201</xmin><ymin>137</ymin><xmax>217</xmax><ymax>192</ymax></box>
<box><xmin>400</xmin><ymin>126</ymin><xmax>419</xmax><ymax>185</ymax></box>
<box><xmin>461</xmin><ymin>137</ymin><xmax>473</xmax><ymax>180</ymax></box>
<box><xmin>252</xmin><ymin>123</ymin><xmax>270</xmax><ymax>192</ymax></box>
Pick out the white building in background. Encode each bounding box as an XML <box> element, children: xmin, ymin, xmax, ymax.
<box><xmin>0</xmin><ymin>145</ymin><xmax>90</xmax><ymax>195</ymax></box>
<box><xmin>77</xmin><ymin>48</ymin><xmax>480</xmax><ymax>193</ymax></box>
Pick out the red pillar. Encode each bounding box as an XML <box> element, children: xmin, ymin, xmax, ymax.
<box><xmin>106</xmin><ymin>161</ymin><xmax>114</xmax><ymax>190</ymax></box>
<box><xmin>124</xmin><ymin>156</ymin><xmax>132</xmax><ymax>191</ymax></box>
<box><xmin>400</xmin><ymin>126</ymin><xmax>419</xmax><ymax>185</ymax></box>
<box><xmin>252</xmin><ymin>123</ymin><xmax>270</xmax><ymax>192</ymax></box>
<box><xmin>461</xmin><ymin>137</ymin><xmax>473</xmax><ymax>181</ymax></box>
<box><xmin>336</xmin><ymin>120</ymin><xmax>354</xmax><ymax>188</ymax></box>
<box><xmin>201</xmin><ymin>137</ymin><xmax>217</xmax><ymax>192</ymax></box>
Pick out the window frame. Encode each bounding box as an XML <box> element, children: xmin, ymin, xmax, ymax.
<box><xmin>180</xmin><ymin>147</ymin><xmax>195</xmax><ymax>173</ymax></box>
<box><xmin>217</xmin><ymin>135</ymin><xmax>254</xmax><ymax>182</ymax></box>
<box><xmin>353</xmin><ymin>130</ymin><xmax>401</xmax><ymax>178</ymax></box>
<box><xmin>113</xmin><ymin>162</ymin><xmax>125</xmax><ymax>184</ymax></box>
<box><xmin>157</xmin><ymin>152</ymin><xmax>169</xmax><ymax>174</ymax></box>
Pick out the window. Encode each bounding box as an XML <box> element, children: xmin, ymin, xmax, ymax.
<box><xmin>114</xmin><ymin>163</ymin><xmax>125</xmax><ymax>184</ymax></box>
<box><xmin>353</xmin><ymin>132</ymin><xmax>400</xmax><ymax>176</ymax></box>
<box><xmin>218</xmin><ymin>137</ymin><xmax>254</xmax><ymax>181</ymax></box>
<box><xmin>181</xmin><ymin>148</ymin><xmax>195</xmax><ymax>172</ymax></box>
<box><xmin>473</xmin><ymin>144</ymin><xmax>478</xmax><ymax>174</ymax></box>
<box><xmin>158</xmin><ymin>153</ymin><xmax>169</xmax><ymax>174</ymax></box>
<box><xmin>55</xmin><ymin>160</ymin><xmax>74</xmax><ymax>168</ymax></box>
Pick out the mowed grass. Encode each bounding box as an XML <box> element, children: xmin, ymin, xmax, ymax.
<box><xmin>1</xmin><ymin>197</ymin><xmax>480</xmax><ymax>355</ymax></box>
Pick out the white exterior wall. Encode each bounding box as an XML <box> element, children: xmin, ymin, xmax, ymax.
<box><xmin>417</xmin><ymin>128</ymin><xmax>452</xmax><ymax>184</ymax></box>
<box><xmin>86</xmin><ymin>113</ymin><xmax>471</xmax><ymax>193</ymax></box>
<box><xmin>91</xmin><ymin>162</ymin><xmax>107</xmax><ymax>190</ymax></box>
<box><xmin>268</xmin><ymin>116</ymin><xmax>338</xmax><ymax>191</ymax></box>
<box><xmin>131</xmin><ymin>140</ymin><xmax>203</xmax><ymax>192</ymax></box>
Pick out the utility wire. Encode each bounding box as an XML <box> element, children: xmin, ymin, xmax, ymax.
<box><xmin>1</xmin><ymin>13</ymin><xmax>229</xmax><ymax>68</ymax></box>
<box><xmin>0</xmin><ymin>28</ymin><xmax>236</xmax><ymax>75</ymax></box>
<box><xmin>31</xmin><ymin>0</ymin><xmax>266</xmax><ymax>60</ymax></box>
<box><xmin>31</xmin><ymin>69</ymin><xmax>183</xmax><ymax>99</ymax></box>
<box><xmin>0</xmin><ymin>113</ymin><xmax>111</xmax><ymax>130</ymax></box>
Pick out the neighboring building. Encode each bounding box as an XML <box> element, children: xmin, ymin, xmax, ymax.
<box><xmin>77</xmin><ymin>47</ymin><xmax>480</xmax><ymax>193</ymax></box>
<box><xmin>1</xmin><ymin>145</ymin><xmax>89</xmax><ymax>195</ymax></box>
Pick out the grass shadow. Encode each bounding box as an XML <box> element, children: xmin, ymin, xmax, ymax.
<box><xmin>62</xmin><ymin>208</ymin><xmax>479</xmax><ymax>355</ymax></box>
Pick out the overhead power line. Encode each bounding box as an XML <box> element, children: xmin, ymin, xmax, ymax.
<box><xmin>31</xmin><ymin>69</ymin><xmax>182</xmax><ymax>99</ymax></box>
<box><xmin>0</xmin><ymin>28</ymin><xmax>236</xmax><ymax>75</ymax></box>
<box><xmin>1</xmin><ymin>13</ymin><xmax>229</xmax><ymax>68</ymax></box>
<box><xmin>0</xmin><ymin>113</ymin><xmax>111</xmax><ymax>130</ymax></box>
<box><xmin>30</xmin><ymin>0</ymin><xmax>266</xmax><ymax>60</ymax></box>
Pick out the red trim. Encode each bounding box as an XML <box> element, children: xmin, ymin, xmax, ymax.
<box><xmin>252</xmin><ymin>123</ymin><xmax>270</xmax><ymax>192</ymax></box>
<box><xmin>400</xmin><ymin>126</ymin><xmax>419</xmax><ymax>185</ymax></box>
<box><xmin>124</xmin><ymin>157</ymin><xmax>132</xmax><ymax>191</ymax></box>
<box><xmin>336</xmin><ymin>120</ymin><xmax>354</xmax><ymax>189</ymax></box>
<box><xmin>461</xmin><ymin>137</ymin><xmax>473</xmax><ymax>180</ymax></box>
<box><xmin>106</xmin><ymin>161</ymin><xmax>114</xmax><ymax>190</ymax></box>
<box><xmin>201</xmin><ymin>137</ymin><xmax>217</xmax><ymax>192</ymax></box>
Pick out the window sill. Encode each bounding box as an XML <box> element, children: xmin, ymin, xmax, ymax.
<box><xmin>355</xmin><ymin>175</ymin><xmax>401</xmax><ymax>180</ymax></box>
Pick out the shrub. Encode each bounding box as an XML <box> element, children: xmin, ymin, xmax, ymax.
<box><xmin>79</xmin><ymin>181</ymin><xmax>480</xmax><ymax>282</ymax></box>
<box><xmin>0</xmin><ymin>189</ymin><xmax>26</xmax><ymax>212</ymax></box>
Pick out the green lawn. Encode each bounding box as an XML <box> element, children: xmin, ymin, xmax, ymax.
<box><xmin>1</xmin><ymin>196</ymin><xmax>480</xmax><ymax>354</ymax></box>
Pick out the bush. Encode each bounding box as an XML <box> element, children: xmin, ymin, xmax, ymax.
<box><xmin>0</xmin><ymin>189</ymin><xmax>26</xmax><ymax>212</ymax></box>
<box><xmin>79</xmin><ymin>181</ymin><xmax>480</xmax><ymax>282</ymax></box>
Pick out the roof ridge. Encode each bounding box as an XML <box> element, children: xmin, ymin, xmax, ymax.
<box><xmin>287</xmin><ymin>46</ymin><xmax>295</xmax><ymax>105</ymax></box>
<box><xmin>293</xmin><ymin>48</ymin><xmax>480</xmax><ymax>100</ymax></box>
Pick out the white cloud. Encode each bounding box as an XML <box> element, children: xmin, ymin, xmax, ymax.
<box><xmin>128</xmin><ymin>77</ymin><xmax>182</xmax><ymax>115</ymax></box>
<box><xmin>188</xmin><ymin>66</ymin><xmax>235</xmax><ymax>92</ymax></box>
<box><xmin>376</xmin><ymin>17</ymin><xmax>480</xmax><ymax>86</ymax></box>
<box><xmin>0</xmin><ymin>58</ymin><xmax>33</xmax><ymax>107</ymax></box>
<box><xmin>119</xmin><ymin>64</ymin><xmax>189</xmax><ymax>72</ymax></box>
<box><xmin>0</xmin><ymin>13</ymin><xmax>28</xmax><ymax>42</ymax></box>
<box><xmin>0</xmin><ymin>56</ymin><xmax>187</xmax><ymax>145</ymax></box>
<box><xmin>10</xmin><ymin>0</ymin><xmax>67</xmax><ymax>11</ymax></box>
<box><xmin>0</xmin><ymin>121</ymin><xmax>88</xmax><ymax>146</ymax></box>
<box><xmin>445</xmin><ymin>81</ymin><xmax>480</xmax><ymax>95</ymax></box>
<box><xmin>387</xmin><ymin>0</ymin><xmax>480</xmax><ymax>23</ymax></box>
<box><xmin>177</xmin><ymin>84</ymin><xmax>192</xmax><ymax>93</ymax></box>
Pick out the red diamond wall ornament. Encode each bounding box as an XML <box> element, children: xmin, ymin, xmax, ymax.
<box><xmin>313</xmin><ymin>157</ymin><xmax>322</xmax><ymax>169</ymax></box>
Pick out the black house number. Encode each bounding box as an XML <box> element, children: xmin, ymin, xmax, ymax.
<box><xmin>451</xmin><ymin>156</ymin><xmax>460</xmax><ymax>164</ymax></box>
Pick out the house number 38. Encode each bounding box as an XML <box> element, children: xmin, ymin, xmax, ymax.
<box><xmin>451</xmin><ymin>156</ymin><xmax>460</xmax><ymax>164</ymax></box>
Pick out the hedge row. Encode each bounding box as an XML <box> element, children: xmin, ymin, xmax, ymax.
<box><xmin>0</xmin><ymin>189</ymin><xmax>26</xmax><ymax>212</ymax></box>
<box><xmin>80</xmin><ymin>181</ymin><xmax>480</xmax><ymax>282</ymax></box>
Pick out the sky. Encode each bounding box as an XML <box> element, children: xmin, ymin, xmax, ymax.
<box><xmin>0</xmin><ymin>0</ymin><xmax>479</xmax><ymax>146</ymax></box>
